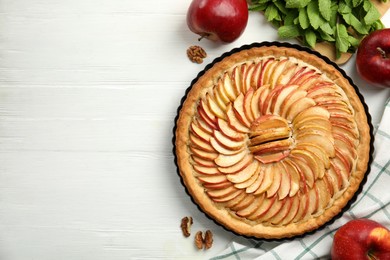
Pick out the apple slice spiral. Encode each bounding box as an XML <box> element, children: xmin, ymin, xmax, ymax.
<box><xmin>176</xmin><ymin>45</ymin><xmax>370</xmax><ymax>239</ymax></box>
<box><xmin>188</xmin><ymin>55</ymin><xmax>361</xmax><ymax>226</ymax></box>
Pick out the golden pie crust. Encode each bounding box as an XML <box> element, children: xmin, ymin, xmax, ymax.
<box><xmin>174</xmin><ymin>44</ymin><xmax>371</xmax><ymax>239</ymax></box>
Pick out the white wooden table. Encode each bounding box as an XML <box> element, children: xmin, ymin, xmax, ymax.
<box><xmin>0</xmin><ymin>1</ymin><xmax>389</xmax><ymax>259</ymax></box>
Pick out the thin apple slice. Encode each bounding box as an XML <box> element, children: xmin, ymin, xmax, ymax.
<box><xmin>281</xmin><ymin>159</ymin><xmax>300</xmax><ymax>197</ymax></box>
<box><xmin>266</xmin><ymin>165</ymin><xmax>282</xmax><ymax>198</ymax></box>
<box><xmin>254</xmin><ymin>151</ymin><xmax>290</xmax><ymax>164</ymax></box>
<box><xmin>287</xmin><ymin>66</ymin><xmax>307</xmax><ymax>84</ymax></box>
<box><xmin>277</xmin><ymin>61</ymin><xmax>299</xmax><ymax>85</ymax></box>
<box><xmin>243</xmin><ymin>63</ymin><xmax>256</xmax><ymax>94</ymax></box>
<box><xmin>210</xmin><ymin>137</ymin><xmax>244</xmax><ymax>155</ymax></box>
<box><xmin>207</xmin><ymin>185</ymin><xmax>239</xmax><ymax>199</ymax></box>
<box><xmin>268</xmin><ymin>58</ymin><xmax>288</xmax><ymax>87</ymax></box>
<box><xmin>296</xmin><ymin>142</ymin><xmax>331</xmax><ymax>170</ymax></box>
<box><xmin>260</xmin><ymin>58</ymin><xmax>278</xmax><ymax>87</ymax></box>
<box><xmin>215</xmin><ymin>78</ymin><xmax>231</xmax><ymax>104</ymax></box>
<box><xmin>191</xmin><ymin>121</ymin><xmax>212</xmax><ymax>140</ymax></box>
<box><xmin>257</xmin><ymin>196</ymin><xmax>286</xmax><ymax>222</ymax></box>
<box><xmin>231</xmin><ymin>64</ymin><xmax>244</xmax><ymax>95</ymax></box>
<box><xmin>280</xmin><ymin>89</ymin><xmax>307</xmax><ymax>118</ymax></box>
<box><xmin>270</xmin><ymin>197</ymin><xmax>292</xmax><ymax>224</ymax></box>
<box><xmin>236</xmin><ymin>193</ymin><xmax>265</xmax><ymax>217</ymax></box>
<box><xmin>316</xmin><ymin>178</ymin><xmax>331</xmax><ymax>210</ymax></box>
<box><xmin>307</xmin><ymin>85</ymin><xmax>339</xmax><ymax>99</ymax></box>
<box><xmin>234</xmin><ymin>164</ymin><xmax>260</xmax><ymax>189</ymax></box>
<box><xmin>291</xmin><ymin>68</ymin><xmax>317</xmax><ymax>86</ymax></box>
<box><xmin>191</xmin><ymin>146</ymin><xmax>218</xmax><ymax>161</ymax></box>
<box><xmin>199</xmin><ymin>98</ymin><xmax>217</xmax><ymax>123</ymax></box>
<box><xmin>213</xmin><ymin>84</ymin><xmax>228</xmax><ymax>111</ymax></box>
<box><xmin>226</xmin><ymin>103</ymin><xmax>249</xmax><ymax>133</ymax></box>
<box><xmin>192</xmin><ymin>155</ymin><xmax>216</xmax><ymax>167</ymax></box>
<box><xmin>290</xmin><ymin>154</ymin><xmax>315</xmax><ymax>188</ymax></box>
<box><xmin>286</xmin><ymin>97</ymin><xmax>316</xmax><ymax>121</ymax></box>
<box><xmin>206</xmin><ymin>92</ymin><xmax>226</xmax><ymax>120</ymax></box>
<box><xmin>334</xmin><ymin>136</ymin><xmax>357</xmax><ymax>160</ymax></box>
<box><xmin>249</xmin><ymin>138</ymin><xmax>293</xmax><ymax>155</ymax></box>
<box><xmin>251</xmin><ymin>86</ymin><xmax>262</xmax><ymax>119</ymax></box>
<box><xmin>230</xmin><ymin>194</ymin><xmax>255</xmax><ymax>211</ymax></box>
<box><xmin>198</xmin><ymin>103</ymin><xmax>219</xmax><ymax>130</ymax></box>
<box><xmin>243</xmin><ymin>87</ymin><xmax>255</xmax><ymax>122</ymax></box>
<box><xmin>293</xmin><ymin>117</ymin><xmax>331</xmax><ymax>131</ymax></box>
<box><xmin>298</xmin><ymin>73</ymin><xmax>322</xmax><ymax>91</ymax></box>
<box><xmin>193</xmin><ymin>118</ymin><xmax>213</xmax><ymax>136</ymax></box>
<box><xmin>250</xmin><ymin>114</ymin><xmax>288</xmax><ymax>132</ymax></box>
<box><xmin>281</xmin><ymin>195</ymin><xmax>300</xmax><ymax>225</ymax></box>
<box><xmin>257</xmin><ymin>58</ymin><xmax>274</xmax><ymax>87</ymax></box>
<box><xmin>227</xmin><ymin>159</ymin><xmax>259</xmax><ymax>184</ymax></box>
<box><xmin>249</xmin><ymin>127</ymin><xmax>291</xmax><ymax>146</ymax></box>
<box><xmin>277</xmin><ymin>164</ymin><xmax>291</xmax><ymax>200</ymax></box>
<box><xmin>218</xmin><ymin>153</ymin><xmax>253</xmax><ymax>174</ymax></box>
<box><xmin>245</xmin><ymin>166</ymin><xmax>265</xmax><ymax>193</ymax></box>
<box><xmin>247</xmin><ymin>195</ymin><xmax>277</xmax><ymax>221</ymax></box>
<box><xmin>322</xmin><ymin>172</ymin><xmax>335</xmax><ymax>198</ymax></box>
<box><xmin>214</xmin><ymin>149</ymin><xmax>248</xmax><ymax>168</ymax></box>
<box><xmin>293</xmin><ymin>106</ymin><xmax>330</xmax><ymax>124</ymax></box>
<box><xmin>203</xmin><ymin>179</ymin><xmax>231</xmax><ymax>190</ymax></box>
<box><xmin>212</xmin><ymin>189</ymin><xmax>243</xmax><ymax>203</ymax></box>
<box><xmin>261</xmin><ymin>84</ymin><xmax>285</xmax><ymax>115</ymax></box>
<box><xmin>296</xmin><ymin>132</ymin><xmax>335</xmax><ymax>158</ymax></box>
<box><xmin>291</xmin><ymin>149</ymin><xmax>322</xmax><ymax>180</ymax></box>
<box><xmin>223</xmin><ymin>72</ymin><xmax>237</xmax><ymax>101</ymax></box>
<box><xmin>270</xmin><ymin>85</ymin><xmax>297</xmax><ymax>116</ymax></box>
<box><xmin>233</xmin><ymin>93</ymin><xmax>251</xmax><ymax>128</ymax></box>
<box><xmin>190</xmin><ymin>133</ymin><xmax>215</xmax><ymax>152</ymax></box>
<box><xmin>224</xmin><ymin>191</ymin><xmax>246</xmax><ymax>208</ymax></box>
<box><xmin>214</xmin><ymin>130</ymin><xmax>244</xmax><ymax>151</ymax></box>
<box><xmin>293</xmin><ymin>191</ymin><xmax>310</xmax><ymax>222</ymax></box>
<box><xmin>197</xmin><ymin>174</ymin><xmax>228</xmax><ymax>185</ymax></box>
<box><xmin>193</xmin><ymin>164</ymin><xmax>220</xmax><ymax>175</ymax></box>
<box><xmin>307</xmin><ymin>185</ymin><xmax>320</xmax><ymax>215</ymax></box>
<box><xmin>328</xmin><ymin>161</ymin><xmax>344</xmax><ymax>191</ymax></box>
<box><xmin>254</xmin><ymin>164</ymin><xmax>274</xmax><ymax>195</ymax></box>
<box><xmin>251</xmin><ymin>61</ymin><xmax>263</xmax><ymax>89</ymax></box>
<box><xmin>216</xmin><ymin>118</ymin><xmax>245</xmax><ymax>142</ymax></box>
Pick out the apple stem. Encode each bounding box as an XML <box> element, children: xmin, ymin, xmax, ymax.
<box><xmin>198</xmin><ymin>33</ymin><xmax>210</xmax><ymax>41</ymax></box>
<box><xmin>377</xmin><ymin>47</ymin><xmax>388</xmax><ymax>59</ymax></box>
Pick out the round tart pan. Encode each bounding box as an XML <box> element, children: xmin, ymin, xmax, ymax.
<box><xmin>172</xmin><ymin>41</ymin><xmax>374</xmax><ymax>240</ymax></box>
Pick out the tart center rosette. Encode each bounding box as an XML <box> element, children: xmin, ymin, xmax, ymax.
<box><xmin>189</xmin><ymin>56</ymin><xmax>359</xmax><ymax>225</ymax></box>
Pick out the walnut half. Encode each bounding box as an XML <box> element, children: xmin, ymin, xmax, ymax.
<box><xmin>194</xmin><ymin>231</ymin><xmax>204</xmax><ymax>250</ymax></box>
<box><xmin>187</xmin><ymin>45</ymin><xmax>207</xmax><ymax>64</ymax></box>
<box><xmin>204</xmin><ymin>230</ymin><xmax>213</xmax><ymax>249</ymax></box>
<box><xmin>194</xmin><ymin>230</ymin><xmax>214</xmax><ymax>250</ymax></box>
<box><xmin>180</xmin><ymin>216</ymin><xmax>193</xmax><ymax>237</ymax></box>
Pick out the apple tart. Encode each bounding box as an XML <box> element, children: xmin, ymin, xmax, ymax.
<box><xmin>174</xmin><ymin>43</ymin><xmax>371</xmax><ymax>239</ymax></box>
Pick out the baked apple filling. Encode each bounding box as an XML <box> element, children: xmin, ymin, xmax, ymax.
<box><xmin>176</xmin><ymin>45</ymin><xmax>370</xmax><ymax>238</ymax></box>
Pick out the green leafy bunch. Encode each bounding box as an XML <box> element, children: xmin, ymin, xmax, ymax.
<box><xmin>249</xmin><ymin>0</ymin><xmax>385</xmax><ymax>58</ymax></box>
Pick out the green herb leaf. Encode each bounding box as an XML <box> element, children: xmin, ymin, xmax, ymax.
<box><xmin>298</xmin><ymin>8</ymin><xmax>310</xmax><ymax>29</ymax></box>
<box><xmin>342</xmin><ymin>13</ymin><xmax>369</xmax><ymax>34</ymax></box>
<box><xmin>305</xmin><ymin>30</ymin><xmax>317</xmax><ymax>48</ymax></box>
<box><xmin>278</xmin><ymin>25</ymin><xmax>301</xmax><ymax>38</ymax></box>
<box><xmin>307</xmin><ymin>0</ymin><xmax>325</xmax><ymax>29</ymax></box>
<box><xmin>319</xmin><ymin>0</ymin><xmax>332</xmax><ymax>21</ymax></box>
<box><xmin>286</xmin><ymin>0</ymin><xmax>311</xmax><ymax>8</ymax></box>
<box><xmin>265</xmin><ymin>4</ymin><xmax>281</xmax><ymax>22</ymax></box>
<box><xmin>335</xmin><ymin>23</ymin><xmax>350</xmax><ymax>54</ymax></box>
<box><xmin>364</xmin><ymin>1</ymin><xmax>381</xmax><ymax>25</ymax></box>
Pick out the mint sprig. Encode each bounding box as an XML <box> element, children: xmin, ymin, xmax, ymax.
<box><xmin>249</xmin><ymin>0</ymin><xmax>385</xmax><ymax>58</ymax></box>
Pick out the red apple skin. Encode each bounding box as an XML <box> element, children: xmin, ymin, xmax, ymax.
<box><xmin>356</xmin><ymin>28</ymin><xmax>390</xmax><ymax>88</ymax></box>
<box><xmin>186</xmin><ymin>0</ymin><xmax>248</xmax><ymax>43</ymax></box>
<box><xmin>331</xmin><ymin>219</ymin><xmax>390</xmax><ymax>260</ymax></box>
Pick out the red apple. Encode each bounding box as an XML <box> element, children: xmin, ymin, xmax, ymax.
<box><xmin>331</xmin><ymin>219</ymin><xmax>390</xmax><ymax>260</ymax></box>
<box><xmin>356</xmin><ymin>28</ymin><xmax>390</xmax><ymax>88</ymax></box>
<box><xmin>186</xmin><ymin>0</ymin><xmax>249</xmax><ymax>43</ymax></box>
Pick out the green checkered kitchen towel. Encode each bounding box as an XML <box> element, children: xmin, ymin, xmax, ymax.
<box><xmin>211</xmin><ymin>98</ymin><xmax>390</xmax><ymax>260</ymax></box>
